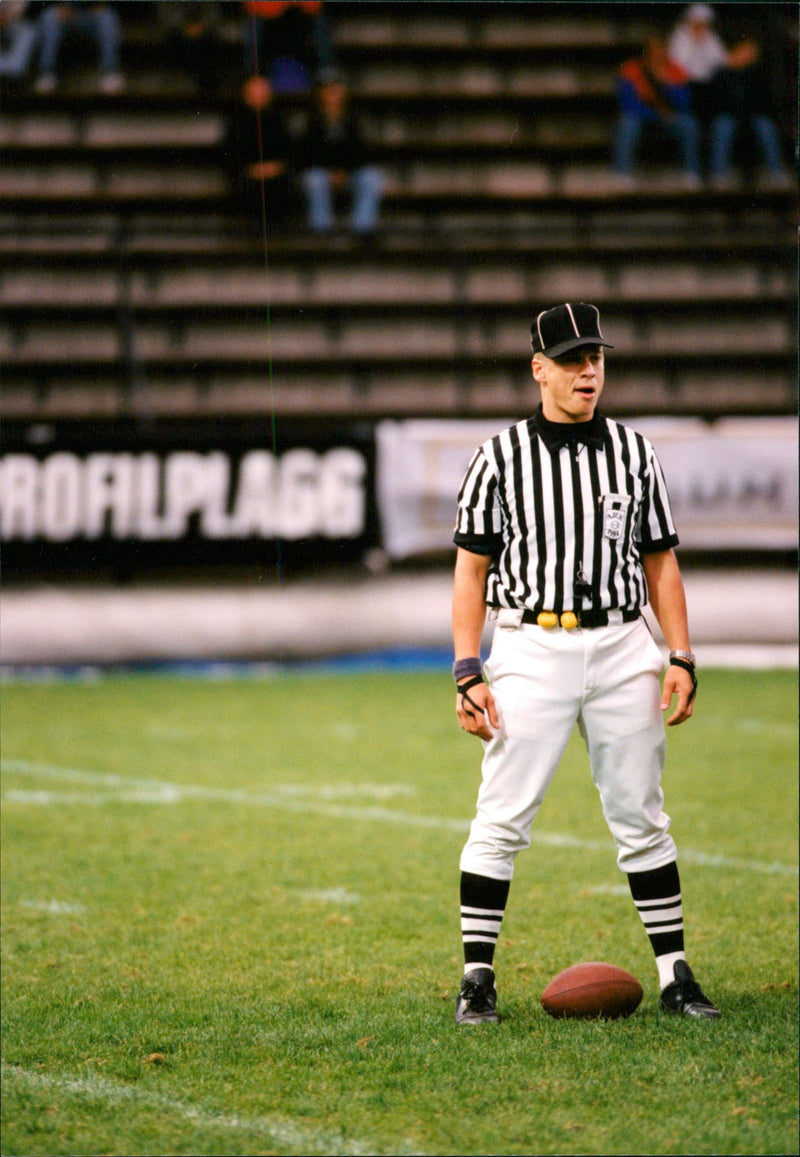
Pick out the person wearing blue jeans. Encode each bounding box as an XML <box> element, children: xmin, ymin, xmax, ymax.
<box><xmin>613</xmin><ymin>38</ymin><xmax>700</xmax><ymax>186</ymax></box>
<box><xmin>303</xmin><ymin>164</ymin><xmax>383</xmax><ymax>235</ymax></box>
<box><xmin>298</xmin><ymin>77</ymin><xmax>383</xmax><ymax>238</ymax></box>
<box><xmin>709</xmin><ymin>112</ymin><xmax>787</xmax><ymax>184</ymax></box>
<box><xmin>34</xmin><ymin>2</ymin><xmax>123</xmax><ymax>93</ymax></box>
<box><xmin>0</xmin><ymin>3</ymin><xmax>38</xmax><ymax>81</ymax></box>
<box><xmin>668</xmin><ymin>6</ymin><xmax>791</xmax><ymax>188</ymax></box>
<box><xmin>706</xmin><ymin>42</ymin><xmax>791</xmax><ymax>187</ymax></box>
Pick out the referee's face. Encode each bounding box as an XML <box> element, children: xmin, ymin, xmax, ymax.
<box><xmin>532</xmin><ymin>347</ymin><xmax>605</xmax><ymax>424</ymax></box>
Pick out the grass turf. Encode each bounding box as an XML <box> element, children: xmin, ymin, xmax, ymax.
<box><xmin>1</xmin><ymin>667</ymin><xmax>797</xmax><ymax>1156</ymax></box>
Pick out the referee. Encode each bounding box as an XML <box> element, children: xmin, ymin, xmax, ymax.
<box><xmin>451</xmin><ymin>302</ymin><xmax>720</xmax><ymax>1025</ymax></box>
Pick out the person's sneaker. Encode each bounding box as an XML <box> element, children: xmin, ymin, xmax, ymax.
<box><xmin>455</xmin><ymin>967</ymin><xmax>499</xmax><ymax>1025</ymax></box>
<box><xmin>34</xmin><ymin>74</ymin><xmax>57</xmax><ymax>94</ymax></box>
<box><xmin>660</xmin><ymin>960</ymin><xmax>721</xmax><ymax>1019</ymax></box>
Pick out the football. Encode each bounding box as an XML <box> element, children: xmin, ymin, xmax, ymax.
<box><xmin>540</xmin><ymin>961</ymin><xmax>643</xmax><ymax>1020</ymax></box>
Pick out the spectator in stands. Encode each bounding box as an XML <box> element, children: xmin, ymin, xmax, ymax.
<box><xmin>241</xmin><ymin>1</ymin><xmax>336</xmax><ymax>94</ymax></box>
<box><xmin>33</xmin><ymin>2</ymin><xmax>124</xmax><ymax>94</ymax></box>
<box><xmin>612</xmin><ymin>37</ymin><xmax>701</xmax><ymax>187</ymax></box>
<box><xmin>226</xmin><ymin>73</ymin><xmax>296</xmax><ymax>238</ymax></box>
<box><xmin>156</xmin><ymin>2</ymin><xmax>228</xmax><ymax>94</ymax></box>
<box><xmin>667</xmin><ymin>3</ymin><xmax>789</xmax><ymax>186</ymax></box>
<box><xmin>298</xmin><ymin>75</ymin><xmax>383</xmax><ymax>240</ymax></box>
<box><xmin>0</xmin><ymin>2</ymin><xmax>38</xmax><ymax>83</ymax></box>
<box><xmin>702</xmin><ymin>37</ymin><xmax>792</xmax><ymax>188</ymax></box>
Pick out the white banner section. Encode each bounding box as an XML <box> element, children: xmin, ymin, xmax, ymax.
<box><xmin>376</xmin><ymin>417</ymin><xmax>798</xmax><ymax>559</ymax></box>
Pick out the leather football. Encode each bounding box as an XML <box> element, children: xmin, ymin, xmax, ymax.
<box><xmin>541</xmin><ymin>961</ymin><xmax>643</xmax><ymax>1019</ymax></box>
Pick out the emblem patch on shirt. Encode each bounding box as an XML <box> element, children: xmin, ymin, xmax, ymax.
<box><xmin>601</xmin><ymin>494</ymin><xmax>631</xmax><ymax>540</ymax></box>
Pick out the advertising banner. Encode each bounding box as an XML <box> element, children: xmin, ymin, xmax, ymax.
<box><xmin>626</xmin><ymin>417</ymin><xmax>798</xmax><ymax>550</ymax></box>
<box><xmin>0</xmin><ymin>419</ymin><xmax>378</xmax><ymax>578</ymax></box>
<box><xmin>2</xmin><ymin>416</ymin><xmax>795</xmax><ymax>578</ymax></box>
<box><xmin>376</xmin><ymin>417</ymin><xmax>798</xmax><ymax>559</ymax></box>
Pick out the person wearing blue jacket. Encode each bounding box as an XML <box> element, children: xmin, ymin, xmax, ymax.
<box><xmin>612</xmin><ymin>37</ymin><xmax>701</xmax><ymax>186</ymax></box>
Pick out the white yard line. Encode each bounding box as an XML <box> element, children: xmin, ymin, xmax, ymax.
<box><xmin>298</xmin><ymin>887</ymin><xmax>362</xmax><ymax>905</ymax></box>
<box><xmin>3</xmin><ymin>759</ymin><xmax>797</xmax><ymax>878</ymax></box>
<box><xmin>18</xmin><ymin>899</ymin><xmax>86</xmax><ymax>915</ymax></box>
<box><xmin>0</xmin><ymin>1064</ymin><xmax>425</xmax><ymax>1157</ymax></box>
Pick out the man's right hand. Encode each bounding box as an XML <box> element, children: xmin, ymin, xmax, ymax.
<box><xmin>455</xmin><ymin>679</ymin><xmax>499</xmax><ymax>740</ymax></box>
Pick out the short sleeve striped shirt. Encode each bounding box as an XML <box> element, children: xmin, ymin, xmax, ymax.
<box><xmin>453</xmin><ymin>407</ymin><xmax>679</xmax><ymax>615</ymax></box>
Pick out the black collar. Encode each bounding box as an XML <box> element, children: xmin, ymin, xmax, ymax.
<box><xmin>532</xmin><ymin>405</ymin><xmax>607</xmax><ymax>451</ymax></box>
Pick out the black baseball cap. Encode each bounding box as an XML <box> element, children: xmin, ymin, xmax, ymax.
<box><xmin>530</xmin><ymin>303</ymin><xmax>613</xmax><ymax>359</ymax></box>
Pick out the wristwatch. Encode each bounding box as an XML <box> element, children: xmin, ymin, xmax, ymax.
<box><xmin>669</xmin><ymin>649</ymin><xmax>696</xmax><ymax>667</ymax></box>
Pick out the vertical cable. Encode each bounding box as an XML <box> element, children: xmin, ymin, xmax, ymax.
<box><xmin>247</xmin><ymin>14</ymin><xmax>282</xmax><ymax>585</ymax></box>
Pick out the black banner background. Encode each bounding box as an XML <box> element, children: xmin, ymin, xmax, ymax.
<box><xmin>0</xmin><ymin>418</ymin><xmax>380</xmax><ymax>582</ymax></box>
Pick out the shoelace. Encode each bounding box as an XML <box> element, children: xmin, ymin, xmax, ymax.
<box><xmin>674</xmin><ymin>974</ymin><xmax>712</xmax><ymax>1008</ymax></box>
<box><xmin>462</xmin><ymin>977</ymin><xmax>494</xmax><ymax>1011</ymax></box>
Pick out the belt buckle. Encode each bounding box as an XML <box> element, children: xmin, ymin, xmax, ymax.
<box><xmin>536</xmin><ymin>611</ymin><xmax>578</xmax><ymax>630</ymax></box>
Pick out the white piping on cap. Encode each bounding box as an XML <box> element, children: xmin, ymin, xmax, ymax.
<box><xmin>588</xmin><ymin>303</ymin><xmax>606</xmax><ymax>341</ymax></box>
<box><xmin>564</xmin><ymin>302</ymin><xmax>580</xmax><ymax>337</ymax></box>
<box><xmin>535</xmin><ymin>310</ymin><xmax>546</xmax><ymax>349</ymax></box>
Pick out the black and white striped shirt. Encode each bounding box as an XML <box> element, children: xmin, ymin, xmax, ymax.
<box><xmin>454</xmin><ymin>406</ymin><xmax>679</xmax><ymax>615</ymax></box>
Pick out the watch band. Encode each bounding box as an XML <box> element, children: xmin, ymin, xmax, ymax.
<box><xmin>669</xmin><ymin>649</ymin><xmax>696</xmax><ymax>668</ymax></box>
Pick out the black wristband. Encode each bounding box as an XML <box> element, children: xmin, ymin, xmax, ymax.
<box><xmin>669</xmin><ymin>656</ymin><xmax>698</xmax><ymax>703</ymax></box>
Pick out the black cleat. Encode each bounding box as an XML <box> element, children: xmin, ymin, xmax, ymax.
<box><xmin>455</xmin><ymin>967</ymin><xmax>500</xmax><ymax>1025</ymax></box>
<box><xmin>660</xmin><ymin>960</ymin><xmax>721</xmax><ymax>1019</ymax></box>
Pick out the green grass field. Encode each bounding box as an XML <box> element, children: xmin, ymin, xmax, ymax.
<box><xmin>1</xmin><ymin>666</ymin><xmax>797</xmax><ymax>1156</ymax></box>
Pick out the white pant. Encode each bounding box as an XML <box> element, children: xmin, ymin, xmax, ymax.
<box><xmin>460</xmin><ymin>616</ymin><xmax>677</xmax><ymax>880</ymax></box>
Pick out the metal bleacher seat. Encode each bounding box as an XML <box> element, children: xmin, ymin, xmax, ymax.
<box><xmin>0</xmin><ymin>1</ymin><xmax>795</xmax><ymax>424</ymax></box>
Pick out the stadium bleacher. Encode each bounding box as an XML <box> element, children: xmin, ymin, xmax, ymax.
<box><xmin>1</xmin><ymin>1</ymin><xmax>796</xmax><ymax>423</ymax></box>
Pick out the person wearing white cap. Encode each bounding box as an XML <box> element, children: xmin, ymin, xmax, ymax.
<box><xmin>668</xmin><ymin>5</ymin><xmax>732</xmax><ymax>83</ymax></box>
<box><xmin>669</xmin><ymin>5</ymin><xmax>790</xmax><ymax>186</ymax></box>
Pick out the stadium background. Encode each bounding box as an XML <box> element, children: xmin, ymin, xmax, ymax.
<box><xmin>1</xmin><ymin>0</ymin><xmax>797</xmax><ymax>669</ymax></box>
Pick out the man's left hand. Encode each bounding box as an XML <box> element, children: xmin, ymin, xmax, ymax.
<box><xmin>661</xmin><ymin>665</ymin><xmax>696</xmax><ymax>726</ymax></box>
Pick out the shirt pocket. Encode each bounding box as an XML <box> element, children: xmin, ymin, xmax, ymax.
<box><xmin>599</xmin><ymin>493</ymin><xmax>632</xmax><ymax>541</ymax></box>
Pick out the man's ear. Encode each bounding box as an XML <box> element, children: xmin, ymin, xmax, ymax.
<box><xmin>531</xmin><ymin>355</ymin><xmax>546</xmax><ymax>384</ymax></box>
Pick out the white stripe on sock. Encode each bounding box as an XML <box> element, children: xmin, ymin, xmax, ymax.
<box><xmin>464</xmin><ymin>962</ymin><xmax>494</xmax><ymax>977</ymax></box>
<box><xmin>638</xmin><ymin>905</ymin><xmax>684</xmax><ymax>925</ymax></box>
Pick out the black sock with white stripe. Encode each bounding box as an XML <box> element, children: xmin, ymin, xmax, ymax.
<box><xmin>628</xmin><ymin>861</ymin><xmax>686</xmax><ymax>990</ymax></box>
<box><xmin>460</xmin><ymin>871</ymin><xmax>510</xmax><ymax>974</ymax></box>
